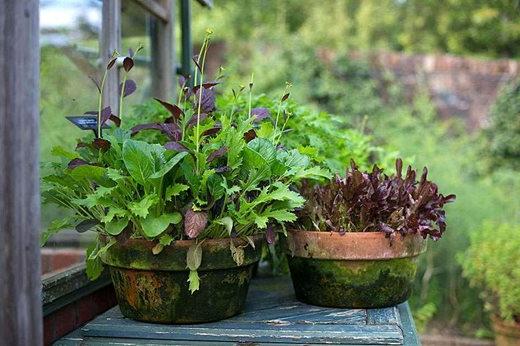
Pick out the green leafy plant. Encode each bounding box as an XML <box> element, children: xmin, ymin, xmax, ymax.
<box><xmin>462</xmin><ymin>222</ymin><xmax>520</xmax><ymax>323</ymax></box>
<box><xmin>484</xmin><ymin>80</ymin><xmax>520</xmax><ymax>170</ymax></box>
<box><xmin>41</xmin><ymin>35</ymin><xmax>326</xmax><ymax>293</ymax></box>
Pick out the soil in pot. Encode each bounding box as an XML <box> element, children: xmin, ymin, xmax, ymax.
<box><xmin>100</xmin><ymin>235</ymin><xmax>263</xmax><ymax>324</ymax></box>
<box><xmin>493</xmin><ymin>316</ymin><xmax>520</xmax><ymax>346</ymax></box>
<box><xmin>285</xmin><ymin>230</ymin><xmax>426</xmax><ymax>308</ymax></box>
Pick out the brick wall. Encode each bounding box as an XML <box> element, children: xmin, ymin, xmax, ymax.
<box><xmin>41</xmin><ymin>248</ymin><xmax>84</xmax><ymax>275</ymax></box>
<box><xmin>351</xmin><ymin>51</ymin><xmax>520</xmax><ymax>130</ymax></box>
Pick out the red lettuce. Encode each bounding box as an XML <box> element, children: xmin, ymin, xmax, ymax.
<box><xmin>298</xmin><ymin>159</ymin><xmax>456</xmax><ymax>240</ymax></box>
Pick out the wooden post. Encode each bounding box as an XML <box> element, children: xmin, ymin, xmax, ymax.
<box><xmin>149</xmin><ymin>0</ymin><xmax>175</xmax><ymax>100</ymax></box>
<box><xmin>0</xmin><ymin>0</ymin><xmax>43</xmax><ymax>344</ymax></box>
<box><xmin>100</xmin><ymin>0</ymin><xmax>121</xmax><ymax>115</ymax></box>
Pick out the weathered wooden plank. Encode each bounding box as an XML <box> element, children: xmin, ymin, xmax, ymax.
<box><xmin>83</xmin><ymin>318</ymin><xmax>403</xmax><ymax>345</ymax></box>
<box><xmin>100</xmin><ymin>0</ymin><xmax>121</xmax><ymax>116</ymax></box>
<box><xmin>132</xmin><ymin>0</ymin><xmax>169</xmax><ymax>23</ymax></box>
<box><xmin>397</xmin><ymin>303</ymin><xmax>421</xmax><ymax>346</ymax></box>
<box><xmin>0</xmin><ymin>0</ymin><xmax>43</xmax><ymax>344</ymax></box>
<box><xmin>366</xmin><ymin>306</ymin><xmax>400</xmax><ymax>325</ymax></box>
<box><xmin>148</xmin><ymin>0</ymin><xmax>175</xmax><ymax>99</ymax></box>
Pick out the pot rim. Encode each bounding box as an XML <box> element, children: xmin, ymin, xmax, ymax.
<box><xmin>286</xmin><ymin>229</ymin><xmax>427</xmax><ymax>260</ymax></box>
<box><xmin>117</xmin><ymin>234</ymin><xmax>263</xmax><ymax>249</ymax></box>
<box><xmin>101</xmin><ymin>234</ymin><xmax>264</xmax><ymax>271</ymax></box>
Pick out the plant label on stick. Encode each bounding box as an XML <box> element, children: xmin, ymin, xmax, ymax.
<box><xmin>66</xmin><ymin>116</ymin><xmax>109</xmax><ymax>136</ymax></box>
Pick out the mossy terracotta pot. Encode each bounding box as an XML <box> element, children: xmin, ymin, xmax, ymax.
<box><xmin>285</xmin><ymin>230</ymin><xmax>426</xmax><ymax>308</ymax></box>
<box><xmin>100</xmin><ymin>235</ymin><xmax>263</xmax><ymax>324</ymax></box>
<box><xmin>492</xmin><ymin>316</ymin><xmax>520</xmax><ymax>346</ymax></box>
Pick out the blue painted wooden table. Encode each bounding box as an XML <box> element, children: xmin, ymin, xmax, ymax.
<box><xmin>56</xmin><ymin>276</ymin><xmax>420</xmax><ymax>345</ymax></box>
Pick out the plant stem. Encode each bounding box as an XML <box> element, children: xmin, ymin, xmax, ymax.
<box><xmin>97</xmin><ymin>71</ymin><xmax>108</xmax><ymax>138</ymax></box>
<box><xmin>194</xmin><ymin>34</ymin><xmax>211</xmax><ymax>174</ymax></box>
<box><xmin>119</xmin><ymin>73</ymin><xmax>127</xmax><ymax>126</ymax></box>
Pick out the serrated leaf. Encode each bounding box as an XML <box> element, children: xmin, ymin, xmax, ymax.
<box><xmin>264</xmin><ymin>209</ymin><xmax>298</xmax><ymax>223</ymax></box>
<box><xmin>215</xmin><ymin>217</ymin><xmax>233</xmax><ymax>235</ymax></box>
<box><xmin>140</xmin><ymin>212</ymin><xmax>181</xmax><ymax>238</ymax></box>
<box><xmin>187</xmin><ymin>270</ymin><xmax>200</xmax><ymax>294</ymax></box>
<box><xmin>165</xmin><ymin>184</ymin><xmax>189</xmax><ymax>201</ymax></box>
<box><xmin>105</xmin><ymin>218</ymin><xmax>129</xmax><ymax>236</ymax></box>
<box><xmin>101</xmin><ymin>207</ymin><xmax>127</xmax><ymax>223</ymax></box>
<box><xmin>254</xmin><ymin>215</ymin><xmax>269</xmax><ymax>229</ymax></box>
<box><xmin>159</xmin><ymin>233</ymin><xmax>174</xmax><ymax>246</ymax></box>
<box><xmin>129</xmin><ymin>194</ymin><xmax>158</xmax><ymax>218</ymax></box>
<box><xmin>186</xmin><ymin>243</ymin><xmax>202</xmax><ymax>271</ymax></box>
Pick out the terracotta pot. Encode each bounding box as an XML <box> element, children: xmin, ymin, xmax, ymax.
<box><xmin>285</xmin><ymin>230</ymin><xmax>426</xmax><ymax>308</ymax></box>
<box><xmin>100</xmin><ymin>235</ymin><xmax>263</xmax><ymax>324</ymax></box>
<box><xmin>493</xmin><ymin>316</ymin><xmax>520</xmax><ymax>346</ymax></box>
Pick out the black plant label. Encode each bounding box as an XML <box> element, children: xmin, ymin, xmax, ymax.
<box><xmin>66</xmin><ymin>116</ymin><xmax>110</xmax><ymax>131</ymax></box>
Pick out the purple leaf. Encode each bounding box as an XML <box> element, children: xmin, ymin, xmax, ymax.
<box><xmin>192</xmin><ymin>82</ymin><xmax>219</xmax><ymax>94</ymax></box>
<box><xmin>192</xmin><ymin>55</ymin><xmax>202</xmax><ymax>73</ymax></box>
<box><xmin>154</xmin><ymin>98</ymin><xmax>183</xmax><ymax>119</ymax></box>
<box><xmin>215</xmin><ymin>166</ymin><xmax>230</xmax><ymax>173</ymax></box>
<box><xmin>107</xmin><ymin>57</ymin><xmax>117</xmax><ymax>70</ymax></box>
<box><xmin>178</xmin><ymin>75</ymin><xmax>187</xmax><ymax>88</ymax></box>
<box><xmin>164</xmin><ymin>141</ymin><xmax>188</xmax><ymax>152</ymax></box>
<box><xmin>100</xmin><ymin>106</ymin><xmax>112</xmax><ymax>125</ymax></box>
<box><xmin>131</xmin><ymin>123</ymin><xmax>161</xmax><ymax>135</ymax></box>
<box><xmin>184</xmin><ymin>209</ymin><xmax>207</xmax><ymax>239</ymax></box>
<box><xmin>194</xmin><ymin>88</ymin><xmax>216</xmax><ymax>113</ymax></box>
<box><xmin>109</xmin><ymin>115</ymin><xmax>121</xmax><ymax>127</ymax></box>
<box><xmin>187</xmin><ymin>113</ymin><xmax>208</xmax><ymax>127</ymax></box>
<box><xmin>266</xmin><ymin>226</ymin><xmax>276</xmax><ymax>244</ymax></box>
<box><xmin>243</xmin><ymin>129</ymin><xmax>257</xmax><ymax>142</ymax></box>
<box><xmin>68</xmin><ymin>158</ymin><xmax>89</xmax><ymax>169</ymax></box>
<box><xmin>122</xmin><ymin>57</ymin><xmax>134</xmax><ymax>72</ymax></box>
<box><xmin>120</xmin><ymin>79</ymin><xmax>137</xmax><ymax>97</ymax></box>
<box><xmin>159</xmin><ymin>122</ymin><xmax>181</xmax><ymax>141</ymax></box>
<box><xmin>92</xmin><ymin>138</ymin><xmax>111</xmax><ymax>152</ymax></box>
<box><xmin>207</xmin><ymin>146</ymin><xmax>228</xmax><ymax>163</ymax></box>
<box><xmin>251</xmin><ymin>107</ymin><xmax>270</xmax><ymax>122</ymax></box>
<box><xmin>202</xmin><ymin>122</ymin><xmax>221</xmax><ymax>137</ymax></box>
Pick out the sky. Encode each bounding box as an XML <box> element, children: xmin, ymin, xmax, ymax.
<box><xmin>40</xmin><ymin>0</ymin><xmax>100</xmax><ymax>30</ymax></box>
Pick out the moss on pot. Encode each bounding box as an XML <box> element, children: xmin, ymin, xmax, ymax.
<box><xmin>287</xmin><ymin>256</ymin><xmax>418</xmax><ymax>308</ymax></box>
